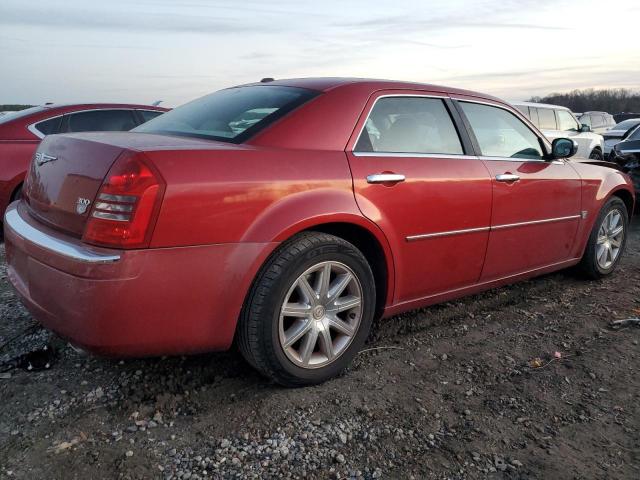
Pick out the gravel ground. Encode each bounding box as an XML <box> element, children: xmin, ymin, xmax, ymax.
<box><xmin>0</xmin><ymin>227</ymin><xmax>639</xmax><ymax>480</ymax></box>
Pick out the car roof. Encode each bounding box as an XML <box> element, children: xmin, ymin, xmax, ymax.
<box><xmin>511</xmin><ymin>101</ymin><xmax>570</xmax><ymax>111</ymax></box>
<box><xmin>240</xmin><ymin>77</ymin><xmax>504</xmax><ymax>103</ymax></box>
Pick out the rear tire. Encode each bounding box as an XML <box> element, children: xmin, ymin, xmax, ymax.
<box><xmin>589</xmin><ymin>149</ymin><xmax>604</xmax><ymax>160</ymax></box>
<box><xmin>237</xmin><ymin>232</ymin><xmax>376</xmax><ymax>387</ymax></box>
<box><xmin>578</xmin><ymin>197</ymin><xmax>628</xmax><ymax>279</ymax></box>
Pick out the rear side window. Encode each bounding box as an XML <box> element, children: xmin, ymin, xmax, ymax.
<box><xmin>537</xmin><ymin>108</ymin><xmax>557</xmax><ymax>130</ymax></box>
<box><xmin>354</xmin><ymin>97</ymin><xmax>463</xmax><ymax>155</ymax></box>
<box><xmin>460</xmin><ymin>102</ymin><xmax>543</xmax><ymax>160</ymax></box>
<box><xmin>557</xmin><ymin>110</ymin><xmax>579</xmax><ymax>131</ymax></box>
<box><xmin>138</xmin><ymin>110</ymin><xmax>164</xmax><ymax>123</ymax></box>
<box><xmin>33</xmin><ymin>116</ymin><xmax>62</xmax><ymax>136</ymax></box>
<box><xmin>64</xmin><ymin>110</ymin><xmax>137</xmax><ymax>133</ymax></box>
<box><xmin>133</xmin><ymin>86</ymin><xmax>318</xmax><ymax>143</ymax></box>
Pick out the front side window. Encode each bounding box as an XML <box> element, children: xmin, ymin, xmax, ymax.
<box><xmin>460</xmin><ymin>102</ymin><xmax>543</xmax><ymax>160</ymax></box>
<box><xmin>354</xmin><ymin>97</ymin><xmax>463</xmax><ymax>155</ymax></box>
<box><xmin>537</xmin><ymin>108</ymin><xmax>557</xmax><ymax>130</ymax></box>
<box><xmin>65</xmin><ymin>110</ymin><xmax>137</xmax><ymax>133</ymax></box>
<box><xmin>133</xmin><ymin>86</ymin><xmax>318</xmax><ymax>143</ymax></box>
<box><xmin>557</xmin><ymin>110</ymin><xmax>579</xmax><ymax>132</ymax></box>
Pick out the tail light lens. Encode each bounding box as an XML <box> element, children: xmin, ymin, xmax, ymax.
<box><xmin>83</xmin><ymin>152</ymin><xmax>165</xmax><ymax>248</ymax></box>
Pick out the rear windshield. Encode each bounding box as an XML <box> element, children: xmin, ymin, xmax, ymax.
<box><xmin>0</xmin><ymin>106</ymin><xmax>47</xmax><ymax>125</ymax></box>
<box><xmin>133</xmin><ymin>85</ymin><xmax>318</xmax><ymax>143</ymax></box>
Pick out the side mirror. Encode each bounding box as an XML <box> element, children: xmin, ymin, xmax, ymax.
<box><xmin>580</xmin><ymin>124</ymin><xmax>591</xmax><ymax>133</ymax></box>
<box><xmin>552</xmin><ymin>138</ymin><xmax>578</xmax><ymax>159</ymax></box>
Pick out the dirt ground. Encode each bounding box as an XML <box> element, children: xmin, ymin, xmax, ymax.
<box><xmin>0</xmin><ymin>226</ymin><xmax>638</xmax><ymax>480</ymax></box>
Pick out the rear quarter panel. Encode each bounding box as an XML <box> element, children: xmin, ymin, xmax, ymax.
<box><xmin>570</xmin><ymin>161</ymin><xmax>634</xmax><ymax>258</ymax></box>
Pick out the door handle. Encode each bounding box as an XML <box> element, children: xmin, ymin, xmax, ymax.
<box><xmin>366</xmin><ymin>173</ymin><xmax>406</xmax><ymax>184</ymax></box>
<box><xmin>495</xmin><ymin>173</ymin><xmax>520</xmax><ymax>183</ymax></box>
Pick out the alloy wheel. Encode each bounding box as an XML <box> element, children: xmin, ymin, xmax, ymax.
<box><xmin>596</xmin><ymin>209</ymin><xmax>624</xmax><ymax>269</ymax></box>
<box><xmin>278</xmin><ymin>261</ymin><xmax>363</xmax><ymax>369</ymax></box>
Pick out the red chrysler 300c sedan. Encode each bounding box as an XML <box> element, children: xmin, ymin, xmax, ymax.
<box><xmin>4</xmin><ymin>78</ymin><xmax>634</xmax><ymax>386</ymax></box>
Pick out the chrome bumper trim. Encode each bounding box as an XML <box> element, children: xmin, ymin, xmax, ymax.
<box><xmin>4</xmin><ymin>207</ymin><xmax>121</xmax><ymax>264</ymax></box>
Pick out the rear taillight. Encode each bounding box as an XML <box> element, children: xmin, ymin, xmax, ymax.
<box><xmin>83</xmin><ymin>152</ymin><xmax>165</xmax><ymax>249</ymax></box>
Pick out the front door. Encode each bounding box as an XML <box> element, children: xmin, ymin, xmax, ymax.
<box><xmin>346</xmin><ymin>91</ymin><xmax>493</xmax><ymax>304</ymax></box>
<box><xmin>454</xmin><ymin>98</ymin><xmax>582</xmax><ymax>280</ymax></box>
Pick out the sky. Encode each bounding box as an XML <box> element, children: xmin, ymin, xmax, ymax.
<box><xmin>1</xmin><ymin>0</ymin><xmax>638</xmax><ymax>107</ymax></box>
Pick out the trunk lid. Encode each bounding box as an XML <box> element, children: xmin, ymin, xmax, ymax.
<box><xmin>24</xmin><ymin>134</ymin><xmax>126</xmax><ymax>237</ymax></box>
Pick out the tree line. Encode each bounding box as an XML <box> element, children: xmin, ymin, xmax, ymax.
<box><xmin>528</xmin><ymin>89</ymin><xmax>640</xmax><ymax>114</ymax></box>
<box><xmin>0</xmin><ymin>105</ymin><xmax>34</xmax><ymax>112</ymax></box>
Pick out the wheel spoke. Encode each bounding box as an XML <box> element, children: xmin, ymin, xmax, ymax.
<box><xmin>328</xmin><ymin>273</ymin><xmax>352</xmax><ymax>302</ymax></box>
<box><xmin>283</xmin><ymin>320</ymin><xmax>312</xmax><ymax>348</ymax></box>
<box><xmin>328</xmin><ymin>315</ymin><xmax>356</xmax><ymax>336</ymax></box>
<box><xmin>606</xmin><ymin>244</ymin><xmax>613</xmax><ymax>265</ymax></box>
<box><xmin>315</xmin><ymin>263</ymin><xmax>332</xmax><ymax>301</ymax></box>
<box><xmin>331</xmin><ymin>295</ymin><xmax>361</xmax><ymax>313</ymax></box>
<box><xmin>299</xmin><ymin>328</ymin><xmax>318</xmax><ymax>365</ymax></box>
<box><xmin>596</xmin><ymin>234</ymin><xmax>608</xmax><ymax>245</ymax></box>
<box><xmin>318</xmin><ymin>327</ymin><xmax>334</xmax><ymax>360</ymax></box>
<box><xmin>611</xmin><ymin>236</ymin><xmax>622</xmax><ymax>248</ymax></box>
<box><xmin>596</xmin><ymin>244</ymin><xmax>606</xmax><ymax>263</ymax></box>
<box><xmin>610</xmin><ymin>225</ymin><xmax>623</xmax><ymax>237</ymax></box>
<box><xmin>297</xmin><ymin>275</ymin><xmax>318</xmax><ymax>305</ymax></box>
<box><xmin>282</xmin><ymin>303</ymin><xmax>312</xmax><ymax>317</ymax></box>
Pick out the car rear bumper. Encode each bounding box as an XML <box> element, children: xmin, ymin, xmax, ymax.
<box><xmin>3</xmin><ymin>202</ymin><xmax>276</xmax><ymax>357</ymax></box>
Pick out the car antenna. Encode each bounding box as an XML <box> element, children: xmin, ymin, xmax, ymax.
<box><xmin>152</xmin><ymin>100</ymin><xmax>163</xmax><ymax>106</ymax></box>
<box><xmin>260</xmin><ymin>77</ymin><xmax>275</xmax><ymax>83</ymax></box>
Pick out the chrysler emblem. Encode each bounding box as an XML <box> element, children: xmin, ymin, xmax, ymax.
<box><xmin>76</xmin><ymin>198</ymin><xmax>91</xmax><ymax>215</ymax></box>
<box><xmin>35</xmin><ymin>152</ymin><xmax>58</xmax><ymax>166</ymax></box>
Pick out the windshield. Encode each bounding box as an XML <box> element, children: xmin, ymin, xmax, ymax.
<box><xmin>612</xmin><ymin>119</ymin><xmax>640</xmax><ymax>131</ymax></box>
<box><xmin>0</xmin><ymin>106</ymin><xmax>47</xmax><ymax>125</ymax></box>
<box><xmin>133</xmin><ymin>85</ymin><xmax>318</xmax><ymax>143</ymax></box>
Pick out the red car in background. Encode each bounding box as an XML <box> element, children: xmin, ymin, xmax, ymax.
<box><xmin>0</xmin><ymin>103</ymin><xmax>168</xmax><ymax>216</ymax></box>
<box><xmin>3</xmin><ymin>78</ymin><xmax>634</xmax><ymax>386</ymax></box>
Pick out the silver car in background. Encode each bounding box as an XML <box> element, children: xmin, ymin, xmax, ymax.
<box><xmin>512</xmin><ymin>102</ymin><xmax>605</xmax><ymax>159</ymax></box>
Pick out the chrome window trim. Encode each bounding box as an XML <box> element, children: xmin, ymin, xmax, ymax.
<box><xmin>350</xmin><ymin>93</ymin><xmax>468</xmax><ymax>158</ymax></box>
<box><xmin>4</xmin><ymin>207</ymin><xmax>121</xmax><ymax>264</ymax></box>
<box><xmin>620</xmin><ymin>149</ymin><xmax>640</xmax><ymax>154</ymax></box>
<box><xmin>353</xmin><ymin>152</ymin><xmax>477</xmax><ymax>159</ymax></box>
<box><xmin>406</xmin><ymin>215</ymin><xmax>581</xmax><ymax>242</ymax></box>
<box><xmin>27</xmin><ymin>108</ymin><xmax>140</xmax><ymax>139</ymax></box>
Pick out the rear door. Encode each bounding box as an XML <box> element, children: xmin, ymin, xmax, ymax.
<box><xmin>453</xmin><ymin>98</ymin><xmax>582</xmax><ymax>280</ymax></box>
<box><xmin>345</xmin><ymin>91</ymin><xmax>492</xmax><ymax>304</ymax></box>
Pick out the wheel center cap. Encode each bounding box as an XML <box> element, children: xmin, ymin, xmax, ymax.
<box><xmin>312</xmin><ymin>305</ymin><xmax>326</xmax><ymax>319</ymax></box>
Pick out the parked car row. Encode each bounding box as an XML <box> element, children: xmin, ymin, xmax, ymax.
<box><xmin>0</xmin><ymin>103</ymin><xmax>168</xmax><ymax>220</ymax></box>
<box><xmin>512</xmin><ymin>102</ymin><xmax>605</xmax><ymax>159</ymax></box>
<box><xmin>2</xmin><ymin>78</ymin><xmax>634</xmax><ymax>386</ymax></box>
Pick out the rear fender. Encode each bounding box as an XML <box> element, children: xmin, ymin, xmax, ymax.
<box><xmin>242</xmin><ymin>187</ymin><xmax>396</xmax><ymax>308</ymax></box>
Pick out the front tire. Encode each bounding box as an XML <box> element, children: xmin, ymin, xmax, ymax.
<box><xmin>578</xmin><ymin>197</ymin><xmax>628</xmax><ymax>279</ymax></box>
<box><xmin>237</xmin><ymin>232</ymin><xmax>376</xmax><ymax>386</ymax></box>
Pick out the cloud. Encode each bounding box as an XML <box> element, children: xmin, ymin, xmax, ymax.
<box><xmin>0</xmin><ymin>3</ymin><xmax>270</xmax><ymax>35</ymax></box>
